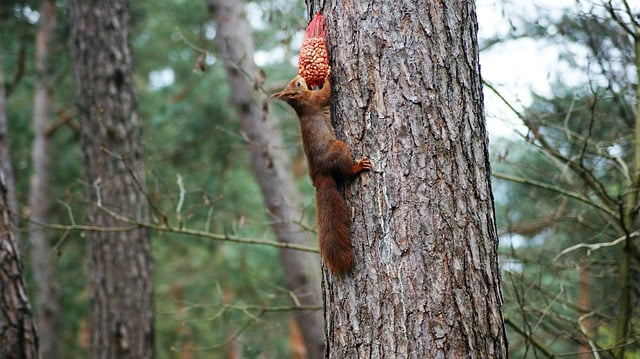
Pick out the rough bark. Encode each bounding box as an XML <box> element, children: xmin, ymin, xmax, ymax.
<box><xmin>306</xmin><ymin>0</ymin><xmax>508</xmax><ymax>357</ymax></box>
<box><xmin>68</xmin><ymin>1</ymin><xmax>154</xmax><ymax>358</ymax></box>
<box><xmin>0</xmin><ymin>33</ymin><xmax>19</xmax><ymax>228</ymax></box>
<box><xmin>28</xmin><ymin>1</ymin><xmax>59</xmax><ymax>358</ymax></box>
<box><xmin>0</xmin><ymin>47</ymin><xmax>38</xmax><ymax>357</ymax></box>
<box><xmin>208</xmin><ymin>0</ymin><xmax>325</xmax><ymax>357</ymax></box>
<box><xmin>0</xmin><ymin>169</ymin><xmax>39</xmax><ymax>359</ymax></box>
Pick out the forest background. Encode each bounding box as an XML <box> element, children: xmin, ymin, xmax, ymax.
<box><xmin>0</xmin><ymin>0</ymin><xmax>638</xmax><ymax>357</ymax></box>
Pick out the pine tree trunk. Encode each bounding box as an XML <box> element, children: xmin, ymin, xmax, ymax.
<box><xmin>0</xmin><ymin>47</ymin><xmax>39</xmax><ymax>358</ymax></box>
<box><xmin>306</xmin><ymin>0</ymin><xmax>508</xmax><ymax>356</ymax></box>
<box><xmin>0</xmin><ymin>38</ymin><xmax>18</xmax><ymax>228</ymax></box>
<box><xmin>29</xmin><ymin>1</ymin><xmax>59</xmax><ymax>358</ymax></box>
<box><xmin>0</xmin><ymin>169</ymin><xmax>39</xmax><ymax>359</ymax></box>
<box><xmin>68</xmin><ymin>1</ymin><xmax>154</xmax><ymax>358</ymax></box>
<box><xmin>208</xmin><ymin>0</ymin><xmax>325</xmax><ymax>357</ymax></box>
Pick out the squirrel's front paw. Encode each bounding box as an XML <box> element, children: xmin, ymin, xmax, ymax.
<box><xmin>357</xmin><ymin>157</ymin><xmax>373</xmax><ymax>171</ymax></box>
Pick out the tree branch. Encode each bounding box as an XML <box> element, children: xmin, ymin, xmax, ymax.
<box><xmin>485</xmin><ymin>81</ymin><xmax>618</xmax><ymax>210</ymax></box>
<box><xmin>27</xmin><ymin>205</ymin><xmax>320</xmax><ymax>254</ymax></box>
<box><xmin>606</xmin><ymin>1</ymin><xmax>638</xmax><ymax>39</ymax></box>
<box><xmin>554</xmin><ymin>231</ymin><xmax>636</xmax><ymax>260</ymax></box>
<box><xmin>492</xmin><ymin>171</ymin><xmax>617</xmax><ymax>218</ymax></box>
<box><xmin>504</xmin><ymin>316</ymin><xmax>556</xmax><ymax>358</ymax></box>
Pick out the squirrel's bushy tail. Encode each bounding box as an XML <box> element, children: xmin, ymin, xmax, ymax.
<box><xmin>315</xmin><ymin>176</ymin><xmax>354</xmax><ymax>275</ymax></box>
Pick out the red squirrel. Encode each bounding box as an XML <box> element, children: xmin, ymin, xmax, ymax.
<box><xmin>273</xmin><ymin>74</ymin><xmax>372</xmax><ymax>275</ymax></box>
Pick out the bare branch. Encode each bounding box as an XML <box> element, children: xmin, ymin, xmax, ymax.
<box><xmin>485</xmin><ymin>80</ymin><xmax>618</xmax><ymax>210</ymax></box>
<box><xmin>504</xmin><ymin>317</ymin><xmax>556</xmax><ymax>358</ymax></box>
<box><xmin>175</xmin><ymin>174</ymin><xmax>185</xmax><ymax>229</ymax></box>
<box><xmin>577</xmin><ymin>92</ymin><xmax>596</xmax><ymax>169</ymax></box>
<box><xmin>622</xmin><ymin>0</ymin><xmax>640</xmax><ymax>28</ymax></box>
<box><xmin>606</xmin><ymin>0</ymin><xmax>638</xmax><ymax>39</ymax></box>
<box><xmin>27</xmin><ymin>205</ymin><xmax>320</xmax><ymax>254</ymax></box>
<box><xmin>554</xmin><ymin>231</ymin><xmax>635</xmax><ymax>260</ymax></box>
<box><xmin>492</xmin><ymin>171</ymin><xmax>617</xmax><ymax>218</ymax></box>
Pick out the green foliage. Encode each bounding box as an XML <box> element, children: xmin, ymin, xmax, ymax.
<box><xmin>129</xmin><ymin>1</ymin><xmax>314</xmax><ymax>356</ymax></box>
<box><xmin>489</xmin><ymin>2</ymin><xmax>640</xmax><ymax>357</ymax></box>
<box><xmin>2</xmin><ymin>0</ymin><xmax>318</xmax><ymax>357</ymax></box>
<box><xmin>494</xmin><ymin>88</ymin><xmax>639</xmax><ymax>358</ymax></box>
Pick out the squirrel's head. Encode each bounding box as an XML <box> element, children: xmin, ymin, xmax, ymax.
<box><xmin>271</xmin><ymin>75</ymin><xmax>309</xmax><ymax>105</ymax></box>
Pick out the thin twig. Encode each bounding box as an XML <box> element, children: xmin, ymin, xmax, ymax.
<box><xmin>28</xmin><ymin>204</ymin><xmax>319</xmax><ymax>253</ymax></box>
<box><xmin>491</xmin><ymin>171</ymin><xmax>617</xmax><ymax>218</ymax></box>
<box><xmin>504</xmin><ymin>316</ymin><xmax>556</xmax><ymax>358</ymax></box>
<box><xmin>554</xmin><ymin>231</ymin><xmax>637</xmax><ymax>260</ymax></box>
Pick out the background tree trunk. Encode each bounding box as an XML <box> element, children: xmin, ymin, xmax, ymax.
<box><xmin>0</xmin><ymin>168</ymin><xmax>39</xmax><ymax>359</ymax></box>
<box><xmin>28</xmin><ymin>1</ymin><xmax>59</xmax><ymax>358</ymax></box>
<box><xmin>68</xmin><ymin>1</ymin><xmax>154</xmax><ymax>357</ymax></box>
<box><xmin>0</xmin><ymin>46</ymin><xmax>38</xmax><ymax>358</ymax></box>
<box><xmin>577</xmin><ymin>261</ymin><xmax>593</xmax><ymax>359</ymax></box>
<box><xmin>0</xmin><ymin>32</ymin><xmax>19</xmax><ymax>228</ymax></box>
<box><xmin>306</xmin><ymin>0</ymin><xmax>508</xmax><ymax>356</ymax></box>
<box><xmin>208</xmin><ymin>0</ymin><xmax>325</xmax><ymax>357</ymax></box>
